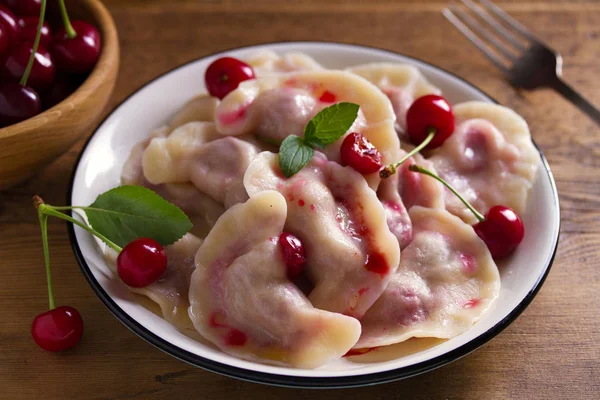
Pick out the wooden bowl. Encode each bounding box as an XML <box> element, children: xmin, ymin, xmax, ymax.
<box><xmin>0</xmin><ymin>0</ymin><xmax>119</xmax><ymax>190</ymax></box>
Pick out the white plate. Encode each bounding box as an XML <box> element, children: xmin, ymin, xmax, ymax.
<box><xmin>68</xmin><ymin>42</ymin><xmax>560</xmax><ymax>388</ymax></box>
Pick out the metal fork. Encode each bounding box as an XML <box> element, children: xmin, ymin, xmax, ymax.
<box><xmin>444</xmin><ymin>0</ymin><xmax>600</xmax><ymax>125</ymax></box>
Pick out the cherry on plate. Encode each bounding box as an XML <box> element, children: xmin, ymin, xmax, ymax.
<box><xmin>2</xmin><ymin>42</ymin><xmax>55</xmax><ymax>90</ymax></box>
<box><xmin>50</xmin><ymin>20</ymin><xmax>101</xmax><ymax>74</ymax></box>
<box><xmin>205</xmin><ymin>57</ymin><xmax>255</xmax><ymax>100</ymax></box>
<box><xmin>0</xmin><ymin>5</ymin><xmax>19</xmax><ymax>44</ymax></box>
<box><xmin>117</xmin><ymin>237</ymin><xmax>167</xmax><ymax>288</ymax></box>
<box><xmin>17</xmin><ymin>16</ymin><xmax>52</xmax><ymax>47</ymax></box>
<box><xmin>278</xmin><ymin>232</ymin><xmax>306</xmax><ymax>280</ymax></box>
<box><xmin>340</xmin><ymin>132</ymin><xmax>383</xmax><ymax>174</ymax></box>
<box><xmin>3</xmin><ymin>0</ymin><xmax>41</xmax><ymax>17</ymax></box>
<box><xmin>0</xmin><ymin>83</ymin><xmax>41</xmax><ymax>127</ymax></box>
<box><xmin>31</xmin><ymin>305</ymin><xmax>84</xmax><ymax>352</ymax></box>
<box><xmin>473</xmin><ymin>205</ymin><xmax>524</xmax><ymax>259</ymax></box>
<box><xmin>406</xmin><ymin>94</ymin><xmax>455</xmax><ymax>149</ymax></box>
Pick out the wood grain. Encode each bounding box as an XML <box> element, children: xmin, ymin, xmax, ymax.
<box><xmin>0</xmin><ymin>0</ymin><xmax>598</xmax><ymax>398</ymax></box>
<box><xmin>0</xmin><ymin>0</ymin><xmax>119</xmax><ymax>190</ymax></box>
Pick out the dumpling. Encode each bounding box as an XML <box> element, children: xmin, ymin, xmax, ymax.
<box><xmin>140</xmin><ymin>121</ymin><xmax>260</xmax><ymax>208</ymax></box>
<box><xmin>104</xmin><ymin>233</ymin><xmax>203</xmax><ymax>331</ymax></box>
<box><xmin>188</xmin><ymin>191</ymin><xmax>361</xmax><ymax>368</ymax></box>
<box><xmin>347</xmin><ymin>63</ymin><xmax>441</xmax><ymax>141</ymax></box>
<box><xmin>244</xmin><ymin>152</ymin><xmax>401</xmax><ymax>319</ymax></box>
<box><xmin>122</xmin><ymin>133</ymin><xmax>225</xmax><ymax>238</ymax></box>
<box><xmin>428</xmin><ymin>102</ymin><xmax>539</xmax><ymax>224</ymax></box>
<box><xmin>357</xmin><ymin>206</ymin><xmax>500</xmax><ymax>348</ymax></box>
<box><xmin>215</xmin><ymin>70</ymin><xmax>400</xmax><ymax>178</ymax></box>
<box><xmin>167</xmin><ymin>95</ymin><xmax>219</xmax><ymax>128</ymax></box>
<box><xmin>245</xmin><ymin>50</ymin><xmax>324</xmax><ymax>76</ymax></box>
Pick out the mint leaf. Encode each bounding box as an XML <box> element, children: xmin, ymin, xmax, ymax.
<box><xmin>278</xmin><ymin>135</ymin><xmax>314</xmax><ymax>178</ymax></box>
<box><xmin>85</xmin><ymin>186</ymin><xmax>192</xmax><ymax>248</ymax></box>
<box><xmin>304</xmin><ymin>102</ymin><xmax>359</xmax><ymax>148</ymax></box>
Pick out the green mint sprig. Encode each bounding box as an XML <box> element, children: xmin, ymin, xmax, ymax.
<box><xmin>278</xmin><ymin>102</ymin><xmax>359</xmax><ymax>178</ymax></box>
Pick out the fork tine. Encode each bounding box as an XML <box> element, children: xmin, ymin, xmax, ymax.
<box><xmin>462</xmin><ymin>0</ymin><xmax>528</xmax><ymax>52</ymax></box>
<box><xmin>451</xmin><ymin>2</ymin><xmax>517</xmax><ymax>61</ymax></box>
<box><xmin>443</xmin><ymin>8</ymin><xmax>509</xmax><ymax>73</ymax></box>
<box><xmin>478</xmin><ymin>0</ymin><xmax>537</xmax><ymax>42</ymax></box>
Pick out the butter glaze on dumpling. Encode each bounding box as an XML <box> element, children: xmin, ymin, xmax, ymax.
<box><xmin>428</xmin><ymin>102</ymin><xmax>539</xmax><ymax>224</ymax></box>
<box><xmin>244</xmin><ymin>152</ymin><xmax>401</xmax><ymax>319</ymax></box>
<box><xmin>356</xmin><ymin>206</ymin><xmax>500</xmax><ymax>348</ymax></box>
<box><xmin>188</xmin><ymin>191</ymin><xmax>361</xmax><ymax>368</ymax></box>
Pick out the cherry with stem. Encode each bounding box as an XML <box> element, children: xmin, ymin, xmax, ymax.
<box><xmin>380</xmin><ymin>94</ymin><xmax>455</xmax><ymax>179</ymax></box>
<box><xmin>408</xmin><ymin>164</ymin><xmax>525</xmax><ymax>259</ymax></box>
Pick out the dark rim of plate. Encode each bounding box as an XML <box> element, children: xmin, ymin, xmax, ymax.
<box><xmin>67</xmin><ymin>41</ymin><xmax>561</xmax><ymax>389</ymax></box>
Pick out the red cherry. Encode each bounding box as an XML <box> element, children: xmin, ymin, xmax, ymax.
<box><xmin>17</xmin><ymin>16</ymin><xmax>52</xmax><ymax>47</ymax></box>
<box><xmin>340</xmin><ymin>132</ymin><xmax>383</xmax><ymax>174</ymax></box>
<box><xmin>278</xmin><ymin>232</ymin><xmax>306</xmax><ymax>280</ymax></box>
<box><xmin>473</xmin><ymin>205</ymin><xmax>524</xmax><ymax>259</ymax></box>
<box><xmin>117</xmin><ymin>238</ymin><xmax>167</xmax><ymax>288</ymax></box>
<box><xmin>3</xmin><ymin>42</ymin><xmax>55</xmax><ymax>90</ymax></box>
<box><xmin>0</xmin><ymin>83</ymin><xmax>40</xmax><ymax>127</ymax></box>
<box><xmin>406</xmin><ymin>94</ymin><xmax>455</xmax><ymax>149</ymax></box>
<box><xmin>3</xmin><ymin>0</ymin><xmax>41</xmax><ymax>17</ymax></box>
<box><xmin>205</xmin><ymin>57</ymin><xmax>255</xmax><ymax>100</ymax></box>
<box><xmin>0</xmin><ymin>23</ymin><xmax>8</xmax><ymax>58</ymax></box>
<box><xmin>50</xmin><ymin>20</ymin><xmax>100</xmax><ymax>74</ymax></box>
<box><xmin>31</xmin><ymin>306</ymin><xmax>83</xmax><ymax>352</ymax></box>
<box><xmin>0</xmin><ymin>5</ymin><xmax>19</xmax><ymax>44</ymax></box>
<box><xmin>40</xmin><ymin>74</ymin><xmax>76</xmax><ymax>110</ymax></box>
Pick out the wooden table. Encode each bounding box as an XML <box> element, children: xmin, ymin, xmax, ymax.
<box><xmin>1</xmin><ymin>0</ymin><xmax>599</xmax><ymax>398</ymax></box>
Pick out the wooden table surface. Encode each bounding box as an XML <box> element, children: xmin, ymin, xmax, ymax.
<box><xmin>1</xmin><ymin>0</ymin><xmax>599</xmax><ymax>398</ymax></box>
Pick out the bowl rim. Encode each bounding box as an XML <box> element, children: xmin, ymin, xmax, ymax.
<box><xmin>66</xmin><ymin>41</ymin><xmax>560</xmax><ymax>389</ymax></box>
<box><xmin>0</xmin><ymin>0</ymin><xmax>118</xmax><ymax>139</ymax></box>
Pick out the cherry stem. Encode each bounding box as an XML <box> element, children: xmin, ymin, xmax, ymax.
<box><xmin>20</xmin><ymin>0</ymin><xmax>47</xmax><ymax>86</ymax></box>
<box><xmin>33</xmin><ymin>196</ymin><xmax>122</xmax><ymax>253</ymax></box>
<box><xmin>58</xmin><ymin>0</ymin><xmax>77</xmax><ymax>39</ymax></box>
<box><xmin>37</xmin><ymin>210</ymin><xmax>56</xmax><ymax>310</ymax></box>
<box><xmin>380</xmin><ymin>127</ymin><xmax>436</xmax><ymax>179</ymax></box>
<box><xmin>408</xmin><ymin>164</ymin><xmax>486</xmax><ymax>222</ymax></box>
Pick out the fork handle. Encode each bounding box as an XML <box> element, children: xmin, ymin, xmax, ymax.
<box><xmin>551</xmin><ymin>78</ymin><xmax>600</xmax><ymax>125</ymax></box>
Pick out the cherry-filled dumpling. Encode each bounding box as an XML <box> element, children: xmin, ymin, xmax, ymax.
<box><xmin>122</xmin><ymin>133</ymin><xmax>225</xmax><ymax>238</ymax></box>
<box><xmin>428</xmin><ymin>102</ymin><xmax>539</xmax><ymax>224</ymax></box>
<box><xmin>245</xmin><ymin>50</ymin><xmax>324</xmax><ymax>76</ymax></box>
<box><xmin>357</xmin><ymin>207</ymin><xmax>500</xmax><ymax>349</ymax></box>
<box><xmin>167</xmin><ymin>95</ymin><xmax>219</xmax><ymax>128</ymax></box>
<box><xmin>244</xmin><ymin>152</ymin><xmax>401</xmax><ymax>319</ymax></box>
<box><xmin>215</xmin><ymin>70</ymin><xmax>400</xmax><ymax>170</ymax></box>
<box><xmin>140</xmin><ymin>121</ymin><xmax>261</xmax><ymax>208</ymax></box>
<box><xmin>188</xmin><ymin>191</ymin><xmax>361</xmax><ymax>368</ymax></box>
<box><xmin>347</xmin><ymin>63</ymin><xmax>441</xmax><ymax>141</ymax></box>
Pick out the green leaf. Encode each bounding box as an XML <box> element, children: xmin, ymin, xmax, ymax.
<box><xmin>85</xmin><ymin>186</ymin><xmax>192</xmax><ymax>248</ymax></box>
<box><xmin>304</xmin><ymin>102</ymin><xmax>360</xmax><ymax>147</ymax></box>
<box><xmin>278</xmin><ymin>135</ymin><xmax>315</xmax><ymax>178</ymax></box>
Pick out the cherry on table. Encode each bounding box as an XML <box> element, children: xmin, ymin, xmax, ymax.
<box><xmin>406</xmin><ymin>94</ymin><xmax>455</xmax><ymax>149</ymax></box>
<box><xmin>473</xmin><ymin>205</ymin><xmax>524</xmax><ymax>259</ymax></box>
<box><xmin>3</xmin><ymin>0</ymin><xmax>41</xmax><ymax>17</ymax></box>
<box><xmin>2</xmin><ymin>42</ymin><xmax>55</xmax><ymax>90</ymax></box>
<box><xmin>0</xmin><ymin>5</ymin><xmax>19</xmax><ymax>44</ymax></box>
<box><xmin>340</xmin><ymin>132</ymin><xmax>383</xmax><ymax>174</ymax></box>
<box><xmin>117</xmin><ymin>237</ymin><xmax>167</xmax><ymax>288</ymax></box>
<box><xmin>51</xmin><ymin>20</ymin><xmax>101</xmax><ymax>74</ymax></box>
<box><xmin>205</xmin><ymin>57</ymin><xmax>255</xmax><ymax>100</ymax></box>
<box><xmin>31</xmin><ymin>305</ymin><xmax>84</xmax><ymax>352</ymax></box>
<box><xmin>278</xmin><ymin>232</ymin><xmax>306</xmax><ymax>280</ymax></box>
<box><xmin>17</xmin><ymin>16</ymin><xmax>52</xmax><ymax>47</ymax></box>
<box><xmin>0</xmin><ymin>82</ymin><xmax>41</xmax><ymax>127</ymax></box>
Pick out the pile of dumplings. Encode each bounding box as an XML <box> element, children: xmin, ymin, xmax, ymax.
<box><xmin>115</xmin><ymin>50</ymin><xmax>539</xmax><ymax>368</ymax></box>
